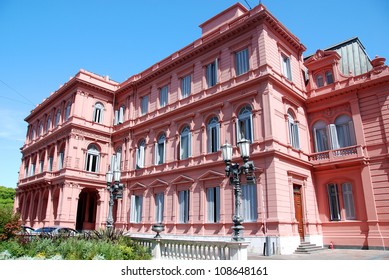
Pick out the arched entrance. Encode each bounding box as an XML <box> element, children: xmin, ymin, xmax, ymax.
<box><xmin>76</xmin><ymin>188</ymin><xmax>99</xmax><ymax>231</ymax></box>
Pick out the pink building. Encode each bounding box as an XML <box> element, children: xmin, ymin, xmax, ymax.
<box><xmin>14</xmin><ymin>3</ymin><xmax>389</xmax><ymax>254</ymax></box>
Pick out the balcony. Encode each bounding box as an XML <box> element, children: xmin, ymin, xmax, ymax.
<box><xmin>308</xmin><ymin>145</ymin><xmax>366</xmax><ymax>167</ymax></box>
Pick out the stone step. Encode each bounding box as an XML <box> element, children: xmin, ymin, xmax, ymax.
<box><xmin>294</xmin><ymin>242</ymin><xmax>324</xmax><ymax>254</ymax></box>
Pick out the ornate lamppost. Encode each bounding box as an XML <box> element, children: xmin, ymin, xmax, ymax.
<box><xmin>221</xmin><ymin>138</ymin><xmax>255</xmax><ymax>241</ymax></box>
<box><xmin>106</xmin><ymin>168</ymin><xmax>124</xmax><ymax>229</ymax></box>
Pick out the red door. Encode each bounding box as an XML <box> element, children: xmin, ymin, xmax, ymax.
<box><xmin>293</xmin><ymin>185</ymin><xmax>304</xmax><ymax>240</ymax></box>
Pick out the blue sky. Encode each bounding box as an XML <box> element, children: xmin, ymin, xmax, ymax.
<box><xmin>0</xmin><ymin>0</ymin><xmax>388</xmax><ymax>188</ymax></box>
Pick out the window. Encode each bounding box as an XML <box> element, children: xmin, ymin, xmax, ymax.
<box><xmin>155</xmin><ymin>193</ymin><xmax>164</xmax><ymax>223</ymax></box>
<box><xmin>207</xmin><ymin>187</ymin><xmax>220</xmax><ymax>223</ymax></box>
<box><xmin>316</xmin><ymin>75</ymin><xmax>324</xmax><ymax>88</ymax></box>
<box><xmin>334</xmin><ymin>115</ymin><xmax>356</xmax><ymax>148</ymax></box>
<box><xmin>206</xmin><ymin>59</ymin><xmax>218</xmax><ymax>88</ymax></box>
<box><xmin>327</xmin><ymin>183</ymin><xmax>341</xmax><ymax>221</ymax></box>
<box><xmin>327</xmin><ymin>182</ymin><xmax>356</xmax><ymax>221</ymax></box>
<box><xmin>136</xmin><ymin>140</ymin><xmax>146</xmax><ymax>169</ymax></box>
<box><xmin>29</xmin><ymin>161</ymin><xmax>36</xmax><ymax>177</ymax></box>
<box><xmin>48</xmin><ymin>155</ymin><xmax>54</xmax><ymax>172</ymax></box>
<box><xmin>55</xmin><ymin>110</ymin><xmax>61</xmax><ymax>127</ymax></box>
<box><xmin>178</xmin><ymin>190</ymin><xmax>189</xmax><ymax>223</ymax></box>
<box><xmin>159</xmin><ymin>85</ymin><xmax>168</xmax><ymax>108</ymax></box>
<box><xmin>85</xmin><ymin>144</ymin><xmax>100</xmax><ymax>173</ymax></box>
<box><xmin>39</xmin><ymin>160</ymin><xmax>44</xmax><ymax>173</ymax></box>
<box><xmin>207</xmin><ymin>117</ymin><xmax>220</xmax><ymax>153</ymax></box>
<box><xmin>342</xmin><ymin>183</ymin><xmax>356</xmax><ymax>220</ymax></box>
<box><xmin>325</xmin><ymin>71</ymin><xmax>334</xmax><ymax>85</ymax></box>
<box><xmin>65</xmin><ymin>101</ymin><xmax>71</xmax><ymax>121</ymax></box>
<box><xmin>46</xmin><ymin>115</ymin><xmax>51</xmax><ymax>132</ymax></box>
<box><xmin>180</xmin><ymin>126</ymin><xmax>192</xmax><ymax>160</ymax></box>
<box><xmin>114</xmin><ymin>105</ymin><xmax>125</xmax><ymax>125</ymax></box>
<box><xmin>313</xmin><ymin>120</ymin><xmax>329</xmax><ymax>152</ymax></box>
<box><xmin>115</xmin><ymin>147</ymin><xmax>122</xmax><ymax>171</ymax></box>
<box><xmin>181</xmin><ymin>75</ymin><xmax>191</xmax><ymax>98</ymax></box>
<box><xmin>236</xmin><ymin>105</ymin><xmax>253</xmax><ymax>143</ymax></box>
<box><xmin>235</xmin><ymin>48</ymin><xmax>249</xmax><ymax>76</ymax></box>
<box><xmin>130</xmin><ymin>194</ymin><xmax>143</xmax><ymax>223</ymax></box>
<box><xmin>288</xmin><ymin>111</ymin><xmax>300</xmax><ymax>149</ymax></box>
<box><xmin>58</xmin><ymin>150</ymin><xmax>64</xmax><ymax>170</ymax></box>
<box><xmin>93</xmin><ymin>102</ymin><xmax>104</xmax><ymax>123</ymax></box>
<box><xmin>241</xmin><ymin>184</ymin><xmax>257</xmax><ymax>222</ymax></box>
<box><xmin>155</xmin><ymin>133</ymin><xmax>166</xmax><ymax>165</ymax></box>
<box><xmin>38</xmin><ymin>122</ymin><xmax>43</xmax><ymax>137</ymax></box>
<box><xmin>281</xmin><ymin>54</ymin><xmax>292</xmax><ymax>81</ymax></box>
<box><xmin>24</xmin><ymin>162</ymin><xmax>29</xmax><ymax>178</ymax></box>
<box><xmin>141</xmin><ymin>95</ymin><xmax>148</xmax><ymax>115</ymax></box>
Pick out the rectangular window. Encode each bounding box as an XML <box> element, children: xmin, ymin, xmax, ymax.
<box><xmin>39</xmin><ymin>160</ymin><xmax>44</xmax><ymax>173</ymax></box>
<box><xmin>136</xmin><ymin>145</ymin><xmax>145</xmax><ymax>169</ymax></box>
<box><xmin>24</xmin><ymin>165</ymin><xmax>29</xmax><ymax>178</ymax></box>
<box><xmin>314</xmin><ymin>127</ymin><xmax>329</xmax><ymax>152</ymax></box>
<box><xmin>327</xmin><ymin>183</ymin><xmax>341</xmax><ymax>221</ymax></box>
<box><xmin>159</xmin><ymin>85</ymin><xmax>168</xmax><ymax>108</ymax></box>
<box><xmin>29</xmin><ymin>163</ymin><xmax>35</xmax><ymax>177</ymax></box>
<box><xmin>155</xmin><ymin>193</ymin><xmax>164</xmax><ymax>223</ymax></box>
<box><xmin>235</xmin><ymin>48</ymin><xmax>249</xmax><ymax>76</ymax></box>
<box><xmin>130</xmin><ymin>195</ymin><xmax>143</xmax><ymax>223</ymax></box>
<box><xmin>178</xmin><ymin>190</ymin><xmax>190</xmax><ymax>223</ymax></box>
<box><xmin>241</xmin><ymin>184</ymin><xmax>257</xmax><ymax>222</ymax></box>
<box><xmin>289</xmin><ymin>122</ymin><xmax>300</xmax><ymax>149</ymax></box>
<box><xmin>58</xmin><ymin>151</ymin><xmax>64</xmax><ymax>170</ymax></box>
<box><xmin>206</xmin><ymin>59</ymin><xmax>218</xmax><ymax>88</ymax></box>
<box><xmin>207</xmin><ymin>187</ymin><xmax>220</xmax><ymax>223</ymax></box>
<box><xmin>342</xmin><ymin>183</ymin><xmax>356</xmax><ymax>220</ymax></box>
<box><xmin>48</xmin><ymin>156</ymin><xmax>53</xmax><ymax>172</ymax></box>
<box><xmin>155</xmin><ymin>140</ymin><xmax>165</xmax><ymax>165</ymax></box>
<box><xmin>207</xmin><ymin>122</ymin><xmax>220</xmax><ymax>153</ymax></box>
<box><xmin>236</xmin><ymin>116</ymin><xmax>253</xmax><ymax>143</ymax></box>
<box><xmin>86</xmin><ymin>154</ymin><xmax>99</xmax><ymax>172</ymax></box>
<box><xmin>141</xmin><ymin>95</ymin><xmax>148</xmax><ymax>115</ymax></box>
<box><xmin>181</xmin><ymin>75</ymin><xmax>191</xmax><ymax>98</ymax></box>
<box><xmin>282</xmin><ymin>54</ymin><xmax>292</xmax><ymax>81</ymax></box>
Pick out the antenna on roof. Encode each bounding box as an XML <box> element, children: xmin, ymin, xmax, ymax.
<box><xmin>244</xmin><ymin>0</ymin><xmax>252</xmax><ymax>9</ymax></box>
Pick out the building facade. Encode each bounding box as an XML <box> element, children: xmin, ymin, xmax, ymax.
<box><xmin>14</xmin><ymin>3</ymin><xmax>389</xmax><ymax>254</ymax></box>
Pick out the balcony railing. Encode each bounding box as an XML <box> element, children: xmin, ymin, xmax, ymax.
<box><xmin>309</xmin><ymin>145</ymin><xmax>364</xmax><ymax>163</ymax></box>
<box><xmin>130</xmin><ymin>236</ymin><xmax>249</xmax><ymax>260</ymax></box>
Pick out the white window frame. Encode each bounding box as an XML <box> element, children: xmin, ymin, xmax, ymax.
<box><xmin>235</xmin><ymin>48</ymin><xmax>249</xmax><ymax>76</ymax></box>
<box><xmin>93</xmin><ymin>102</ymin><xmax>104</xmax><ymax>123</ymax></box>
<box><xmin>155</xmin><ymin>134</ymin><xmax>166</xmax><ymax>165</ymax></box>
<box><xmin>136</xmin><ymin>140</ymin><xmax>146</xmax><ymax>169</ymax></box>
<box><xmin>288</xmin><ymin>112</ymin><xmax>300</xmax><ymax>149</ymax></box>
<box><xmin>155</xmin><ymin>192</ymin><xmax>164</xmax><ymax>223</ymax></box>
<box><xmin>241</xmin><ymin>184</ymin><xmax>257</xmax><ymax>222</ymax></box>
<box><xmin>281</xmin><ymin>54</ymin><xmax>292</xmax><ymax>81</ymax></box>
<box><xmin>180</xmin><ymin>126</ymin><xmax>192</xmax><ymax>160</ymax></box>
<box><xmin>85</xmin><ymin>144</ymin><xmax>99</xmax><ymax>173</ymax></box>
<box><xmin>206</xmin><ymin>58</ymin><xmax>218</xmax><ymax>88</ymax></box>
<box><xmin>130</xmin><ymin>194</ymin><xmax>143</xmax><ymax>223</ymax></box>
<box><xmin>181</xmin><ymin>74</ymin><xmax>191</xmax><ymax>98</ymax></box>
<box><xmin>207</xmin><ymin>187</ymin><xmax>220</xmax><ymax>223</ymax></box>
<box><xmin>178</xmin><ymin>189</ymin><xmax>190</xmax><ymax>223</ymax></box>
<box><xmin>207</xmin><ymin>117</ymin><xmax>220</xmax><ymax>153</ymax></box>
<box><xmin>236</xmin><ymin>105</ymin><xmax>253</xmax><ymax>143</ymax></box>
<box><xmin>159</xmin><ymin>85</ymin><xmax>168</xmax><ymax>108</ymax></box>
<box><xmin>140</xmin><ymin>95</ymin><xmax>148</xmax><ymax>116</ymax></box>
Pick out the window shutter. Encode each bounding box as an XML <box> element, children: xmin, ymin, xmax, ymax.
<box><xmin>249</xmin><ymin>113</ymin><xmax>254</xmax><ymax>142</ymax></box>
<box><xmin>130</xmin><ymin>195</ymin><xmax>136</xmax><ymax>222</ymax></box>
<box><xmin>236</xmin><ymin>118</ymin><xmax>241</xmax><ymax>143</ymax></box>
<box><xmin>138</xmin><ymin>196</ymin><xmax>143</xmax><ymax>222</ymax></box>
<box><xmin>114</xmin><ymin>110</ymin><xmax>119</xmax><ymax>125</ymax></box>
<box><xmin>342</xmin><ymin>183</ymin><xmax>356</xmax><ymax>220</ymax></box>
<box><xmin>188</xmin><ymin>131</ymin><xmax>192</xmax><ymax>157</ymax></box>
<box><xmin>328</xmin><ymin>124</ymin><xmax>340</xmax><ymax>150</ymax></box>
<box><xmin>215</xmin><ymin>187</ymin><xmax>220</xmax><ymax>223</ymax></box>
<box><xmin>119</xmin><ymin>106</ymin><xmax>124</xmax><ymax>124</ymax></box>
<box><xmin>207</xmin><ymin>188</ymin><xmax>214</xmax><ymax>223</ymax></box>
<box><xmin>154</xmin><ymin>143</ymin><xmax>158</xmax><ymax>165</ymax></box>
<box><xmin>214</xmin><ymin>58</ymin><xmax>219</xmax><ymax>84</ymax></box>
<box><xmin>139</xmin><ymin>145</ymin><xmax>145</xmax><ymax>168</ymax></box>
<box><xmin>179</xmin><ymin>191</ymin><xmax>185</xmax><ymax>223</ymax></box>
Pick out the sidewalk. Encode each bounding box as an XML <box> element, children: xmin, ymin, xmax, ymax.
<box><xmin>248</xmin><ymin>249</ymin><xmax>389</xmax><ymax>260</ymax></box>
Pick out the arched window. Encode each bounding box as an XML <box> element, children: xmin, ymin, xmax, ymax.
<box><xmin>180</xmin><ymin>126</ymin><xmax>192</xmax><ymax>160</ymax></box>
<box><xmin>237</xmin><ymin>105</ymin><xmax>253</xmax><ymax>143</ymax></box>
<box><xmin>55</xmin><ymin>109</ymin><xmax>61</xmax><ymax>127</ymax></box>
<box><xmin>287</xmin><ymin>111</ymin><xmax>300</xmax><ymax>149</ymax></box>
<box><xmin>316</xmin><ymin>74</ymin><xmax>324</xmax><ymax>88</ymax></box>
<box><xmin>65</xmin><ymin>101</ymin><xmax>72</xmax><ymax>121</ymax></box>
<box><xmin>325</xmin><ymin>71</ymin><xmax>334</xmax><ymax>85</ymax></box>
<box><xmin>313</xmin><ymin>120</ymin><xmax>329</xmax><ymax>152</ymax></box>
<box><xmin>155</xmin><ymin>133</ymin><xmax>166</xmax><ymax>165</ymax></box>
<box><xmin>207</xmin><ymin>117</ymin><xmax>220</xmax><ymax>153</ymax></box>
<box><xmin>38</xmin><ymin>122</ymin><xmax>43</xmax><ymax>137</ymax></box>
<box><xmin>334</xmin><ymin>115</ymin><xmax>356</xmax><ymax>148</ymax></box>
<box><xmin>46</xmin><ymin>115</ymin><xmax>51</xmax><ymax>133</ymax></box>
<box><xmin>58</xmin><ymin>147</ymin><xmax>65</xmax><ymax>170</ymax></box>
<box><xmin>93</xmin><ymin>102</ymin><xmax>104</xmax><ymax>123</ymax></box>
<box><xmin>136</xmin><ymin>140</ymin><xmax>146</xmax><ymax>169</ymax></box>
<box><xmin>114</xmin><ymin>147</ymin><xmax>122</xmax><ymax>171</ymax></box>
<box><xmin>85</xmin><ymin>144</ymin><xmax>100</xmax><ymax>172</ymax></box>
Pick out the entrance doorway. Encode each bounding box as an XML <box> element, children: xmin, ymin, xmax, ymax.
<box><xmin>76</xmin><ymin>189</ymin><xmax>99</xmax><ymax>231</ymax></box>
<box><xmin>293</xmin><ymin>184</ymin><xmax>304</xmax><ymax>240</ymax></box>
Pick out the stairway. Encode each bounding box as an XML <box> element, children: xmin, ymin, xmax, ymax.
<box><xmin>294</xmin><ymin>242</ymin><xmax>325</xmax><ymax>254</ymax></box>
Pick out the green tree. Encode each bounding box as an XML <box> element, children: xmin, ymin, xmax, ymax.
<box><xmin>0</xmin><ymin>186</ymin><xmax>19</xmax><ymax>241</ymax></box>
<box><xmin>0</xmin><ymin>186</ymin><xmax>16</xmax><ymax>209</ymax></box>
